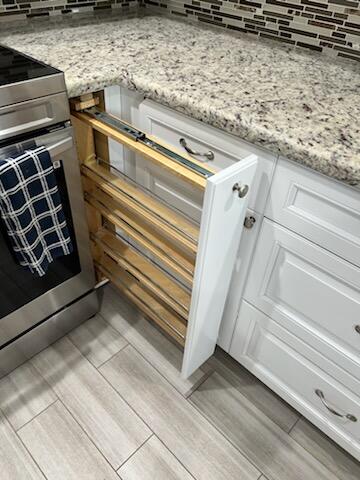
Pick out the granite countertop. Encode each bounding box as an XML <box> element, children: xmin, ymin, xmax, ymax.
<box><xmin>1</xmin><ymin>12</ymin><xmax>359</xmax><ymax>184</ymax></box>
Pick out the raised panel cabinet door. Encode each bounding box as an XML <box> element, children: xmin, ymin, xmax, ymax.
<box><xmin>230</xmin><ymin>300</ymin><xmax>360</xmax><ymax>461</ymax></box>
<box><xmin>182</xmin><ymin>155</ymin><xmax>258</xmax><ymax>378</ymax></box>
<box><xmin>265</xmin><ymin>158</ymin><xmax>360</xmax><ymax>268</ymax></box>
<box><xmin>244</xmin><ymin>218</ymin><xmax>360</xmax><ymax>381</ymax></box>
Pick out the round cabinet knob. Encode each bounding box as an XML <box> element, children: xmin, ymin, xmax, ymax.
<box><xmin>244</xmin><ymin>216</ymin><xmax>256</xmax><ymax>229</ymax></box>
<box><xmin>355</xmin><ymin>325</ymin><xmax>360</xmax><ymax>334</ymax></box>
<box><xmin>233</xmin><ymin>183</ymin><xmax>249</xmax><ymax>198</ymax></box>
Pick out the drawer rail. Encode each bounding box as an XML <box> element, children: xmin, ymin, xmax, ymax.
<box><xmin>85</xmin><ymin>107</ymin><xmax>214</xmax><ymax>179</ymax></box>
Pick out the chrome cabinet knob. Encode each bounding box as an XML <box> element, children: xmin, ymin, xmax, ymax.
<box><xmin>355</xmin><ymin>325</ymin><xmax>360</xmax><ymax>334</ymax></box>
<box><xmin>232</xmin><ymin>183</ymin><xmax>249</xmax><ymax>198</ymax></box>
<box><xmin>244</xmin><ymin>216</ymin><xmax>256</xmax><ymax>229</ymax></box>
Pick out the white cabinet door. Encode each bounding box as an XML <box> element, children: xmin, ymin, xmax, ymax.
<box><xmin>230</xmin><ymin>300</ymin><xmax>360</xmax><ymax>461</ymax></box>
<box><xmin>244</xmin><ymin>218</ymin><xmax>360</xmax><ymax>380</ymax></box>
<box><xmin>182</xmin><ymin>155</ymin><xmax>258</xmax><ymax>378</ymax></box>
<box><xmin>266</xmin><ymin>158</ymin><xmax>360</xmax><ymax>268</ymax></box>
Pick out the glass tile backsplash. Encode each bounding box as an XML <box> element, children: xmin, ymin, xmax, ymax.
<box><xmin>144</xmin><ymin>0</ymin><xmax>360</xmax><ymax>60</ymax></box>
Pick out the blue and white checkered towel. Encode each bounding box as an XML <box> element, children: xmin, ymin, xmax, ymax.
<box><xmin>0</xmin><ymin>146</ymin><xmax>73</xmax><ymax>277</ymax></box>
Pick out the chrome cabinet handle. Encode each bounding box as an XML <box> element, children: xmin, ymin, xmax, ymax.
<box><xmin>179</xmin><ymin>138</ymin><xmax>214</xmax><ymax>161</ymax></box>
<box><xmin>315</xmin><ymin>389</ymin><xmax>357</xmax><ymax>422</ymax></box>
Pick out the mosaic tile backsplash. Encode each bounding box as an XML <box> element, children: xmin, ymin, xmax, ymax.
<box><xmin>0</xmin><ymin>0</ymin><xmax>359</xmax><ymax>60</ymax></box>
<box><xmin>144</xmin><ymin>0</ymin><xmax>360</xmax><ymax>60</ymax></box>
<box><xmin>0</xmin><ymin>0</ymin><xmax>138</xmax><ymax>22</ymax></box>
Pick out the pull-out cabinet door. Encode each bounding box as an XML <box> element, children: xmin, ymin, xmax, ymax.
<box><xmin>71</xmin><ymin>96</ymin><xmax>257</xmax><ymax>378</ymax></box>
<box><xmin>183</xmin><ymin>156</ymin><xmax>257</xmax><ymax>377</ymax></box>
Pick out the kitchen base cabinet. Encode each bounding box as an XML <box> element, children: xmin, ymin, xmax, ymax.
<box><xmin>72</xmin><ymin>87</ymin><xmax>360</xmax><ymax>459</ymax></box>
<box><xmin>71</xmin><ymin>93</ymin><xmax>258</xmax><ymax>378</ymax></box>
<box><xmin>230</xmin><ymin>300</ymin><xmax>360</xmax><ymax>461</ymax></box>
<box><xmin>231</xmin><ymin>168</ymin><xmax>360</xmax><ymax>461</ymax></box>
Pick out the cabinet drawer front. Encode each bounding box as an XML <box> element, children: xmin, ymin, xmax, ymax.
<box><xmin>230</xmin><ymin>301</ymin><xmax>360</xmax><ymax>459</ymax></box>
<box><xmin>244</xmin><ymin>219</ymin><xmax>360</xmax><ymax>376</ymax></box>
<box><xmin>139</xmin><ymin>100</ymin><xmax>276</xmax><ymax>214</ymax></box>
<box><xmin>266</xmin><ymin>158</ymin><xmax>360</xmax><ymax>267</ymax></box>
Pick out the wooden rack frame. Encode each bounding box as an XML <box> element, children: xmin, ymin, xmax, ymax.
<box><xmin>71</xmin><ymin>97</ymin><xmax>213</xmax><ymax>346</ymax></box>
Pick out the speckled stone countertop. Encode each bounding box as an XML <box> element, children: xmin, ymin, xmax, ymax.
<box><xmin>1</xmin><ymin>12</ymin><xmax>359</xmax><ymax>184</ymax></box>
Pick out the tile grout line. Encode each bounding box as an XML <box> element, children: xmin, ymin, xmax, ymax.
<box><xmin>184</xmin><ymin>367</ymin><xmax>214</xmax><ymax>399</ymax></box>
<box><xmin>14</xmin><ymin>400</ymin><xmax>59</xmax><ymax>480</ymax></box>
<box><xmin>91</xmin><ymin>339</ymin><xmax>130</xmax><ymax>370</ymax></box>
<box><xmin>154</xmin><ymin>433</ymin><xmax>198</xmax><ymax>480</ymax></box>
<box><xmin>57</xmin><ymin>397</ymin><xmax>134</xmax><ymax>473</ymax></box>
<box><xmin>14</xmin><ymin>398</ymin><xmax>58</xmax><ymax>433</ymax></box>
<box><xmin>26</xmin><ymin>336</ymin><xmax>152</xmax><ymax>474</ymax></box>
<box><xmin>186</xmin><ymin>370</ymin><xmax>276</xmax><ymax>478</ymax></box>
<box><xmin>116</xmin><ymin>433</ymin><xmax>154</xmax><ymax>472</ymax></box>
<box><xmin>285</xmin><ymin>414</ymin><xmax>356</xmax><ymax>478</ymax></box>
<box><xmin>97</xmin><ymin>307</ymin><xmax>213</xmax><ymax>399</ymax></box>
<box><xmin>96</xmin><ymin>343</ymin><xmax>206</xmax><ymax>480</ymax></box>
<box><xmin>287</xmin><ymin>414</ymin><xmax>302</xmax><ymax>435</ymax></box>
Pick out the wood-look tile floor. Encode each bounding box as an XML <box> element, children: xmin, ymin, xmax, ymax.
<box><xmin>1</xmin><ymin>285</ymin><xmax>359</xmax><ymax>480</ymax></box>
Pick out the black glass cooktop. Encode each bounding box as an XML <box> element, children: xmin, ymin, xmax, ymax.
<box><xmin>0</xmin><ymin>45</ymin><xmax>60</xmax><ymax>87</ymax></box>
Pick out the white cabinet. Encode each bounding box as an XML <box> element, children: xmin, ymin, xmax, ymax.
<box><xmin>230</xmin><ymin>300</ymin><xmax>360</xmax><ymax>460</ymax></box>
<box><xmin>231</xmin><ymin>166</ymin><xmax>360</xmax><ymax>460</ymax></box>
<box><xmin>244</xmin><ymin>218</ymin><xmax>360</xmax><ymax>377</ymax></box>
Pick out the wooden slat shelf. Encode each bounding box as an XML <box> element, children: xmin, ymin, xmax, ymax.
<box><xmin>95</xmin><ymin>254</ymin><xmax>187</xmax><ymax>346</ymax></box>
<box><xmin>72</xmin><ymin>109</ymin><xmax>214</xmax><ymax>190</ymax></box>
<box><xmin>93</xmin><ymin>228</ymin><xmax>191</xmax><ymax>319</ymax></box>
<box><xmin>82</xmin><ymin>161</ymin><xmax>199</xmax><ymax>255</ymax></box>
<box><xmin>84</xmin><ymin>191</ymin><xmax>194</xmax><ymax>287</ymax></box>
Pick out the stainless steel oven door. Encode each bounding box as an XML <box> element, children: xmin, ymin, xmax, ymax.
<box><xmin>0</xmin><ymin>125</ymin><xmax>96</xmax><ymax>347</ymax></box>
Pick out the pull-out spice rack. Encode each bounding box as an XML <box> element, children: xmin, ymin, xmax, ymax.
<box><xmin>71</xmin><ymin>93</ymin><xmax>258</xmax><ymax>378</ymax></box>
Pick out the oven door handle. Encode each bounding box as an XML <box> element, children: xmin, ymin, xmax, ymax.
<box><xmin>46</xmin><ymin>136</ymin><xmax>73</xmax><ymax>158</ymax></box>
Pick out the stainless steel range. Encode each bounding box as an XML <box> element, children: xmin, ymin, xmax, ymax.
<box><xmin>0</xmin><ymin>45</ymin><xmax>98</xmax><ymax>377</ymax></box>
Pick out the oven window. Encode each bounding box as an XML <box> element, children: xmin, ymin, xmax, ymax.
<box><xmin>0</xmin><ymin>161</ymin><xmax>81</xmax><ymax>319</ymax></box>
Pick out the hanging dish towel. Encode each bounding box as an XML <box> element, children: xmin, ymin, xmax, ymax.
<box><xmin>0</xmin><ymin>146</ymin><xmax>73</xmax><ymax>277</ymax></box>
